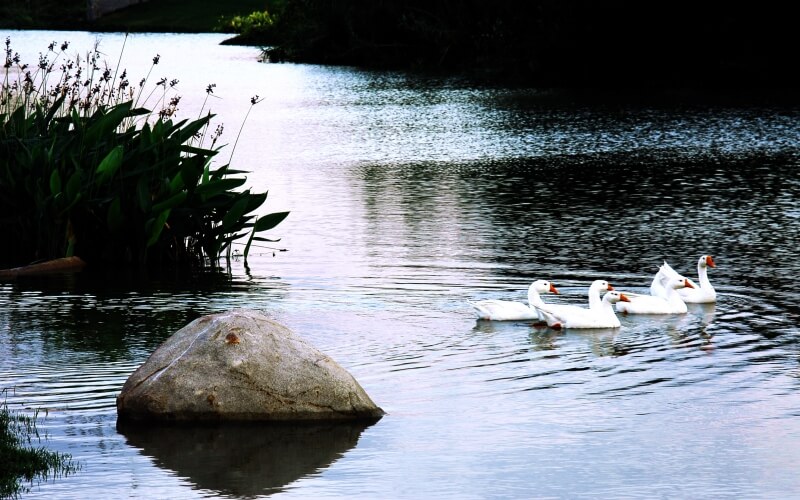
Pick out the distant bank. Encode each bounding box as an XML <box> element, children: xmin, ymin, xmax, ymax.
<box><xmin>0</xmin><ymin>0</ymin><xmax>265</xmax><ymax>33</ymax></box>
<box><xmin>2</xmin><ymin>1</ymin><xmax>796</xmax><ymax>95</ymax></box>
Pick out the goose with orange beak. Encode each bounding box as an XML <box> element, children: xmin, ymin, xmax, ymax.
<box><xmin>650</xmin><ymin>255</ymin><xmax>717</xmax><ymax>303</ymax></box>
<box><xmin>470</xmin><ymin>280</ymin><xmax>559</xmax><ymax>322</ymax></box>
<box><xmin>538</xmin><ymin>291</ymin><xmax>630</xmax><ymax>329</ymax></box>
<box><xmin>618</xmin><ymin>277</ymin><xmax>693</xmax><ymax>314</ymax></box>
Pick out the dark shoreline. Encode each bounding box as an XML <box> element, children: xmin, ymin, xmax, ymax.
<box><xmin>2</xmin><ymin>1</ymin><xmax>797</xmax><ymax>100</ymax></box>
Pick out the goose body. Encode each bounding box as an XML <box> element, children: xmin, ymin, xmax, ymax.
<box><xmin>619</xmin><ymin>277</ymin><xmax>693</xmax><ymax>314</ymax></box>
<box><xmin>538</xmin><ymin>291</ymin><xmax>630</xmax><ymax>329</ymax></box>
<box><xmin>650</xmin><ymin>255</ymin><xmax>717</xmax><ymax>303</ymax></box>
<box><xmin>545</xmin><ymin>279</ymin><xmax>615</xmax><ymax>317</ymax></box>
<box><xmin>470</xmin><ymin>280</ymin><xmax>559</xmax><ymax>321</ymax></box>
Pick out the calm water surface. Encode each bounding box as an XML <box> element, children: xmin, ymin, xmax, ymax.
<box><xmin>2</xmin><ymin>31</ymin><xmax>800</xmax><ymax>499</ymax></box>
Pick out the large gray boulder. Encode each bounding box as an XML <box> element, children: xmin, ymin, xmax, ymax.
<box><xmin>116</xmin><ymin>309</ymin><xmax>384</xmax><ymax>423</ymax></box>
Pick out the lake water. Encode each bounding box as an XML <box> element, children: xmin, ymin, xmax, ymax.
<box><xmin>2</xmin><ymin>31</ymin><xmax>800</xmax><ymax>499</ymax></box>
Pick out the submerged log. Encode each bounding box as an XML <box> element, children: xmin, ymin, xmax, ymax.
<box><xmin>0</xmin><ymin>256</ymin><xmax>87</xmax><ymax>279</ymax></box>
<box><xmin>117</xmin><ymin>309</ymin><xmax>385</xmax><ymax>423</ymax></box>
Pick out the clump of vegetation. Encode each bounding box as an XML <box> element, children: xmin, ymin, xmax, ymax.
<box><xmin>0</xmin><ymin>37</ymin><xmax>288</xmax><ymax>269</ymax></box>
<box><xmin>0</xmin><ymin>397</ymin><xmax>79</xmax><ymax>498</ymax></box>
<box><xmin>217</xmin><ymin>10</ymin><xmax>276</xmax><ymax>44</ymax></box>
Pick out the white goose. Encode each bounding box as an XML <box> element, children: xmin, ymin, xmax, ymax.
<box><xmin>539</xmin><ymin>291</ymin><xmax>630</xmax><ymax>329</ymax></box>
<box><xmin>619</xmin><ymin>277</ymin><xmax>693</xmax><ymax>314</ymax></box>
<box><xmin>470</xmin><ymin>280</ymin><xmax>559</xmax><ymax>321</ymax></box>
<box><xmin>544</xmin><ymin>279</ymin><xmax>615</xmax><ymax>316</ymax></box>
<box><xmin>650</xmin><ymin>255</ymin><xmax>717</xmax><ymax>303</ymax></box>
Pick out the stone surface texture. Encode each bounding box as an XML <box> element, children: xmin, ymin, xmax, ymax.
<box><xmin>116</xmin><ymin>309</ymin><xmax>384</xmax><ymax>422</ymax></box>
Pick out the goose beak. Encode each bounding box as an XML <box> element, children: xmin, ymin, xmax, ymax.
<box><xmin>607</xmin><ymin>284</ymin><xmax>615</xmax><ymax>291</ymax></box>
<box><xmin>550</xmin><ymin>284</ymin><xmax>560</xmax><ymax>294</ymax></box>
<box><xmin>684</xmin><ymin>279</ymin><xmax>695</xmax><ymax>289</ymax></box>
<box><xmin>706</xmin><ymin>255</ymin><xmax>716</xmax><ymax>268</ymax></box>
<box><xmin>619</xmin><ymin>293</ymin><xmax>631</xmax><ymax>302</ymax></box>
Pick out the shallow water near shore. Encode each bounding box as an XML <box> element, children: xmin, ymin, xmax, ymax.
<box><xmin>2</xmin><ymin>30</ymin><xmax>800</xmax><ymax>499</ymax></box>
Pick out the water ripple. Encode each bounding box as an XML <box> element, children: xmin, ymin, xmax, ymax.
<box><xmin>2</xmin><ymin>32</ymin><xmax>800</xmax><ymax>498</ymax></box>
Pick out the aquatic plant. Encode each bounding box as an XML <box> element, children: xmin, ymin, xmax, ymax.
<box><xmin>0</xmin><ymin>37</ymin><xmax>288</xmax><ymax>268</ymax></box>
<box><xmin>0</xmin><ymin>397</ymin><xmax>79</xmax><ymax>498</ymax></box>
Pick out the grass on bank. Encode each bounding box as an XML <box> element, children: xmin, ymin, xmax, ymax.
<box><xmin>0</xmin><ymin>398</ymin><xmax>79</xmax><ymax>499</ymax></box>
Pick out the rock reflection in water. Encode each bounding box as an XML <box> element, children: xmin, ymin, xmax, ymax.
<box><xmin>118</xmin><ymin>421</ymin><xmax>375</xmax><ymax>497</ymax></box>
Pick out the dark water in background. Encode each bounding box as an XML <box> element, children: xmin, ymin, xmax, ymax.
<box><xmin>1</xmin><ymin>31</ymin><xmax>800</xmax><ymax>499</ymax></box>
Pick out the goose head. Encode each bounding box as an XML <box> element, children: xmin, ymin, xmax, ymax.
<box><xmin>591</xmin><ymin>279</ymin><xmax>614</xmax><ymax>291</ymax></box>
<box><xmin>603</xmin><ymin>291</ymin><xmax>630</xmax><ymax>304</ymax></box>
<box><xmin>671</xmin><ymin>277</ymin><xmax>695</xmax><ymax>290</ymax></box>
<box><xmin>700</xmin><ymin>255</ymin><xmax>716</xmax><ymax>268</ymax></box>
<box><xmin>531</xmin><ymin>280</ymin><xmax>559</xmax><ymax>295</ymax></box>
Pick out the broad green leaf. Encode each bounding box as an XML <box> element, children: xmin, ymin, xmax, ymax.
<box><xmin>84</xmin><ymin>101</ymin><xmax>132</xmax><ymax>144</ymax></box>
<box><xmin>107</xmin><ymin>197</ymin><xmax>124</xmax><ymax>232</ymax></box>
<box><xmin>245</xmin><ymin>192</ymin><xmax>268</xmax><ymax>212</ymax></box>
<box><xmin>152</xmin><ymin>191</ymin><xmax>187</xmax><ymax>213</ymax></box>
<box><xmin>179</xmin><ymin>145</ymin><xmax>218</xmax><ymax>157</ymax></box>
<box><xmin>146</xmin><ymin>209</ymin><xmax>171</xmax><ymax>247</ymax></box>
<box><xmin>59</xmin><ymin>193</ymin><xmax>83</xmax><ymax>215</ymax></box>
<box><xmin>253</xmin><ymin>211</ymin><xmax>290</xmax><ymax>232</ymax></box>
<box><xmin>179</xmin><ymin>155</ymin><xmax>206</xmax><ymax>189</ymax></box>
<box><xmin>243</xmin><ymin>212</ymin><xmax>288</xmax><ymax>263</ymax></box>
<box><xmin>43</xmin><ymin>94</ymin><xmax>67</xmax><ymax>128</ymax></box>
<box><xmin>95</xmin><ymin>145</ymin><xmax>124</xmax><ymax>185</ymax></box>
<box><xmin>169</xmin><ymin>172</ymin><xmax>185</xmax><ymax>192</ymax></box>
<box><xmin>195</xmin><ymin>178</ymin><xmax>246</xmax><ymax>198</ymax></box>
<box><xmin>65</xmin><ymin>171</ymin><xmax>82</xmax><ymax>203</ymax></box>
<box><xmin>222</xmin><ymin>197</ymin><xmax>250</xmax><ymax>231</ymax></box>
<box><xmin>214</xmin><ymin>168</ymin><xmax>250</xmax><ymax>176</ymax></box>
<box><xmin>172</xmin><ymin>115</ymin><xmax>212</xmax><ymax>144</ymax></box>
<box><xmin>49</xmin><ymin>170</ymin><xmax>62</xmax><ymax>197</ymax></box>
<box><xmin>70</xmin><ymin>108</ymin><xmax>82</xmax><ymax>131</ymax></box>
<box><xmin>129</xmin><ymin>107</ymin><xmax>151</xmax><ymax>116</ymax></box>
<box><xmin>139</xmin><ymin>122</ymin><xmax>152</xmax><ymax>149</ymax></box>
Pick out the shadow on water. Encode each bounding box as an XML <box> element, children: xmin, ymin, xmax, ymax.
<box><xmin>117</xmin><ymin>421</ymin><xmax>375</xmax><ymax>498</ymax></box>
<box><xmin>0</xmin><ymin>267</ymin><xmax>290</xmax><ymax>360</ymax></box>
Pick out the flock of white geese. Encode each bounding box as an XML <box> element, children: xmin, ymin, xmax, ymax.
<box><xmin>470</xmin><ymin>255</ymin><xmax>717</xmax><ymax>329</ymax></box>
